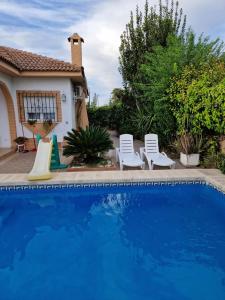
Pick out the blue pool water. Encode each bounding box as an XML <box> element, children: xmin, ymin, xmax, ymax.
<box><xmin>0</xmin><ymin>183</ymin><xmax>225</xmax><ymax>300</ymax></box>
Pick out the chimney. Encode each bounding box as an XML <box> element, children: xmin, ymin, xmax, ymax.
<box><xmin>68</xmin><ymin>33</ymin><xmax>84</xmax><ymax>66</ymax></box>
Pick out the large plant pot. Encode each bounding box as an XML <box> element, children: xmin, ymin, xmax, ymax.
<box><xmin>180</xmin><ymin>152</ymin><xmax>200</xmax><ymax>167</ymax></box>
<box><xmin>220</xmin><ymin>137</ymin><xmax>225</xmax><ymax>154</ymax></box>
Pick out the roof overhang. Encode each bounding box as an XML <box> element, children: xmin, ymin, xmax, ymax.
<box><xmin>0</xmin><ymin>60</ymin><xmax>88</xmax><ymax>91</ymax></box>
<box><xmin>20</xmin><ymin>70</ymin><xmax>87</xmax><ymax>90</ymax></box>
<box><xmin>0</xmin><ymin>60</ymin><xmax>20</xmax><ymax>76</ymax></box>
<box><xmin>20</xmin><ymin>70</ymin><xmax>83</xmax><ymax>80</ymax></box>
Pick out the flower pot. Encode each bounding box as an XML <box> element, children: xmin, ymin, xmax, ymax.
<box><xmin>16</xmin><ymin>143</ymin><xmax>25</xmax><ymax>152</ymax></box>
<box><xmin>180</xmin><ymin>152</ymin><xmax>200</xmax><ymax>167</ymax></box>
<box><xmin>219</xmin><ymin>137</ymin><xmax>225</xmax><ymax>154</ymax></box>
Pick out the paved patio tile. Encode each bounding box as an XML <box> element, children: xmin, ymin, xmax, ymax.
<box><xmin>0</xmin><ymin>132</ymin><xmax>219</xmax><ymax>174</ymax></box>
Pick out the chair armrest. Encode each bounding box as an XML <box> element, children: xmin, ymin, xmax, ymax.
<box><xmin>161</xmin><ymin>152</ymin><xmax>168</xmax><ymax>157</ymax></box>
<box><xmin>135</xmin><ymin>151</ymin><xmax>141</xmax><ymax>159</ymax></box>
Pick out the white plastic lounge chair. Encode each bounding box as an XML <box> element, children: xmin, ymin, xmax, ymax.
<box><xmin>116</xmin><ymin>134</ymin><xmax>145</xmax><ymax>171</ymax></box>
<box><xmin>140</xmin><ymin>134</ymin><xmax>175</xmax><ymax>170</ymax></box>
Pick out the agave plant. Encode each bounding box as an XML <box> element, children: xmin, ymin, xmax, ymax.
<box><xmin>63</xmin><ymin>126</ymin><xmax>113</xmax><ymax>163</ymax></box>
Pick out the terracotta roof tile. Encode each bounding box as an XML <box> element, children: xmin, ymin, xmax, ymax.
<box><xmin>0</xmin><ymin>46</ymin><xmax>81</xmax><ymax>72</ymax></box>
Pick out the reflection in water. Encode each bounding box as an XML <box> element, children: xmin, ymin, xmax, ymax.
<box><xmin>0</xmin><ymin>184</ymin><xmax>225</xmax><ymax>300</ymax></box>
<box><xmin>92</xmin><ymin>192</ymin><xmax>129</xmax><ymax>216</ymax></box>
<box><xmin>0</xmin><ymin>190</ymin><xmax>93</xmax><ymax>269</ymax></box>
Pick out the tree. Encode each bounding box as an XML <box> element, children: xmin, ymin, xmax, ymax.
<box><xmin>109</xmin><ymin>88</ymin><xmax>125</xmax><ymax>104</ymax></box>
<box><xmin>119</xmin><ymin>0</ymin><xmax>186</xmax><ymax>92</ymax></box>
<box><xmin>133</xmin><ymin>32</ymin><xmax>224</xmax><ymax>142</ymax></box>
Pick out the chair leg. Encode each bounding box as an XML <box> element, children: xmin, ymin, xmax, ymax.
<box><xmin>148</xmin><ymin>161</ymin><xmax>153</xmax><ymax>170</ymax></box>
<box><xmin>170</xmin><ymin>163</ymin><xmax>176</xmax><ymax>169</ymax></box>
<box><xmin>120</xmin><ymin>163</ymin><xmax>123</xmax><ymax>171</ymax></box>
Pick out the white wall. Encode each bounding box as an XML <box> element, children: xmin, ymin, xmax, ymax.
<box><xmin>0</xmin><ymin>72</ymin><xmax>77</xmax><ymax>143</ymax></box>
<box><xmin>0</xmin><ymin>88</ymin><xmax>11</xmax><ymax>147</ymax></box>
<box><xmin>0</xmin><ymin>72</ymin><xmax>14</xmax><ymax>93</ymax></box>
<box><xmin>12</xmin><ymin>77</ymin><xmax>75</xmax><ymax>142</ymax></box>
<box><xmin>0</xmin><ymin>72</ymin><xmax>14</xmax><ymax>148</ymax></box>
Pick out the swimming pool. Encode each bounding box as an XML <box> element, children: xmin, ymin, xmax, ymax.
<box><xmin>0</xmin><ymin>182</ymin><xmax>225</xmax><ymax>300</ymax></box>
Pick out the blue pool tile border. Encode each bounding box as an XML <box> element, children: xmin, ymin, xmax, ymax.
<box><xmin>0</xmin><ymin>180</ymin><xmax>207</xmax><ymax>190</ymax></box>
<box><xmin>0</xmin><ymin>180</ymin><xmax>224</xmax><ymax>195</ymax></box>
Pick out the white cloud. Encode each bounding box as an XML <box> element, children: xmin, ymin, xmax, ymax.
<box><xmin>0</xmin><ymin>0</ymin><xmax>225</xmax><ymax>105</ymax></box>
<box><xmin>68</xmin><ymin>0</ymin><xmax>225</xmax><ymax>104</ymax></box>
<box><xmin>68</xmin><ymin>0</ymin><xmax>151</xmax><ymax>104</ymax></box>
<box><xmin>0</xmin><ymin>0</ymin><xmax>84</xmax><ymax>23</ymax></box>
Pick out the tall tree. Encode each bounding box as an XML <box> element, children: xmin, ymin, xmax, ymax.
<box><xmin>119</xmin><ymin>0</ymin><xmax>186</xmax><ymax>91</ymax></box>
<box><xmin>110</xmin><ymin>88</ymin><xmax>125</xmax><ymax>104</ymax></box>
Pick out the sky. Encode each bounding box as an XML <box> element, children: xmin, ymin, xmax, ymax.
<box><xmin>0</xmin><ymin>0</ymin><xmax>225</xmax><ymax>105</ymax></box>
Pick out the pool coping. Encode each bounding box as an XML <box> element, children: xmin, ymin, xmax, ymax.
<box><xmin>0</xmin><ymin>169</ymin><xmax>224</xmax><ymax>194</ymax></box>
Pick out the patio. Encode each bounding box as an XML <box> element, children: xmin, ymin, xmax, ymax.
<box><xmin>0</xmin><ymin>131</ymin><xmax>186</xmax><ymax>174</ymax></box>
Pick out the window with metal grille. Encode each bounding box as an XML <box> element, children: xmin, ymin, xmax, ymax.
<box><xmin>17</xmin><ymin>91</ymin><xmax>62</xmax><ymax>123</ymax></box>
<box><xmin>74</xmin><ymin>86</ymin><xmax>81</xmax><ymax>97</ymax></box>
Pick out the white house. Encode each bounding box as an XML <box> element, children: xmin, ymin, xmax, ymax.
<box><xmin>0</xmin><ymin>33</ymin><xmax>88</xmax><ymax>151</ymax></box>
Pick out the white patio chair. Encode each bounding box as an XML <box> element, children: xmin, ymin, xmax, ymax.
<box><xmin>116</xmin><ymin>134</ymin><xmax>145</xmax><ymax>171</ymax></box>
<box><xmin>140</xmin><ymin>134</ymin><xmax>175</xmax><ymax>170</ymax></box>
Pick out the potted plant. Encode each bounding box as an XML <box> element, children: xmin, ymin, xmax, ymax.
<box><xmin>177</xmin><ymin>133</ymin><xmax>203</xmax><ymax>167</ymax></box>
<box><xmin>14</xmin><ymin>136</ymin><xmax>28</xmax><ymax>152</ymax></box>
<box><xmin>43</xmin><ymin>119</ymin><xmax>53</xmax><ymax>134</ymax></box>
<box><xmin>14</xmin><ymin>136</ymin><xmax>28</xmax><ymax>145</ymax></box>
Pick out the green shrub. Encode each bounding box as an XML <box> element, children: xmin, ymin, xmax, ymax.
<box><xmin>87</xmin><ymin>103</ymin><xmax>126</xmax><ymax>132</ymax></box>
<box><xmin>201</xmin><ymin>136</ymin><xmax>220</xmax><ymax>168</ymax></box>
<box><xmin>88</xmin><ymin>106</ymin><xmax>111</xmax><ymax>128</ymax></box>
<box><xmin>63</xmin><ymin>126</ymin><xmax>113</xmax><ymax>164</ymax></box>
<box><xmin>169</xmin><ymin>61</ymin><xmax>225</xmax><ymax>135</ymax></box>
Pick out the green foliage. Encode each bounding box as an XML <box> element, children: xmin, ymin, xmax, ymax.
<box><xmin>119</xmin><ymin>0</ymin><xmax>186</xmax><ymax>90</ymax></box>
<box><xmin>63</xmin><ymin>126</ymin><xmax>113</xmax><ymax>163</ymax></box>
<box><xmin>118</xmin><ymin>1</ymin><xmax>186</xmax><ymax>141</ymax></box>
<box><xmin>201</xmin><ymin>136</ymin><xmax>220</xmax><ymax>168</ymax></box>
<box><xmin>118</xmin><ymin>21</ymin><xmax>225</xmax><ymax>143</ymax></box>
<box><xmin>130</xmin><ymin>108</ymin><xmax>154</xmax><ymax>139</ymax></box>
<box><xmin>133</xmin><ymin>32</ymin><xmax>224</xmax><ymax>141</ymax></box>
<box><xmin>88</xmin><ymin>106</ymin><xmax>111</xmax><ymax>128</ymax></box>
<box><xmin>109</xmin><ymin>88</ymin><xmax>125</xmax><ymax>104</ymax></box>
<box><xmin>169</xmin><ymin>61</ymin><xmax>225</xmax><ymax>134</ymax></box>
<box><xmin>113</xmin><ymin>0</ymin><xmax>225</xmax><ymax>149</ymax></box>
<box><xmin>88</xmin><ymin>102</ymin><xmax>126</xmax><ymax>131</ymax></box>
<box><xmin>138</xmin><ymin>32</ymin><xmax>224</xmax><ymax>103</ymax></box>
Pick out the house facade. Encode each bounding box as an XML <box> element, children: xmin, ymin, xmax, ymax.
<box><xmin>0</xmin><ymin>33</ymin><xmax>88</xmax><ymax>150</ymax></box>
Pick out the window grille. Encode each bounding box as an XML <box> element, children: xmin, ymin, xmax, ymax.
<box><xmin>17</xmin><ymin>91</ymin><xmax>61</xmax><ymax>122</ymax></box>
